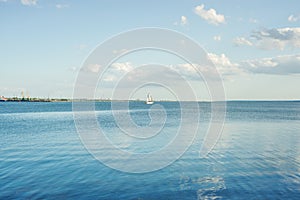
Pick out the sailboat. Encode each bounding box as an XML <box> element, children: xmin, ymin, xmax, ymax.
<box><xmin>146</xmin><ymin>93</ymin><xmax>154</xmax><ymax>104</ymax></box>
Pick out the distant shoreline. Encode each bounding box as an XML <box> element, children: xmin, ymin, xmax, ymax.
<box><xmin>0</xmin><ymin>98</ymin><xmax>70</xmax><ymax>102</ymax></box>
<box><xmin>1</xmin><ymin>98</ymin><xmax>299</xmax><ymax>103</ymax></box>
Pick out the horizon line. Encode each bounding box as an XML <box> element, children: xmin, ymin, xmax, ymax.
<box><xmin>1</xmin><ymin>96</ymin><xmax>300</xmax><ymax>102</ymax></box>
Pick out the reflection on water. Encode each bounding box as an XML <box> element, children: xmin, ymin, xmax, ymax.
<box><xmin>0</xmin><ymin>101</ymin><xmax>300</xmax><ymax>199</ymax></box>
<box><xmin>179</xmin><ymin>175</ymin><xmax>226</xmax><ymax>200</ymax></box>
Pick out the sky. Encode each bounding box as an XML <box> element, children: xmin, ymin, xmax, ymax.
<box><xmin>1</xmin><ymin>0</ymin><xmax>300</xmax><ymax>100</ymax></box>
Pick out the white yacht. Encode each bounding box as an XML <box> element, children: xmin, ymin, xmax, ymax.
<box><xmin>146</xmin><ymin>93</ymin><xmax>154</xmax><ymax>104</ymax></box>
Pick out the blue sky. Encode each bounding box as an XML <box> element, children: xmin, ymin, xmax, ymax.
<box><xmin>1</xmin><ymin>0</ymin><xmax>300</xmax><ymax>100</ymax></box>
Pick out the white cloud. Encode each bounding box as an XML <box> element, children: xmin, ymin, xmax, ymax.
<box><xmin>288</xmin><ymin>15</ymin><xmax>300</xmax><ymax>22</ymax></box>
<box><xmin>213</xmin><ymin>35</ymin><xmax>221</xmax><ymax>41</ymax></box>
<box><xmin>241</xmin><ymin>54</ymin><xmax>300</xmax><ymax>75</ymax></box>
<box><xmin>180</xmin><ymin>16</ymin><xmax>188</xmax><ymax>26</ymax></box>
<box><xmin>102</xmin><ymin>75</ymin><xmax>116</xmax><ymax>82</ymax></box>
<box><xmin>207</xmin><ymin>52</ymin><xmax>300</xmax><ymax>75</ymax></box>
<box><xmin>81</xmin><ymin>62</ymin><xmax>133</xmax><ymax>76</ymax></box>
<box><xmin>175</xmin><ymin>63</ymin><xmax>223</xmax><ymax>81</ymax></box>
<box><xmin>21</xmin><ymin>0</ymin><xmax>37</xmax><ymax>6</ymax></box>
<box><xmin>249</xmin><ymin>18</ymin><xmax>258</xmax><ymax>24</ymax></box>
<box><xmin>207</xmin><ymin>53</ymin><xmax>300</xmax><ymax>75</ymax></box>
<box><xmin>208</xmin><ymin>53</ymin><xmax>237</xmax><ymax>68</ymax></box>
<box><xmin>86</xmin><ymin>64</ymin><xmax>101</xmax><ymax>73</ymax></box>
<box><xmin>111</xmin><ymin>62</ymin><xmax>133</xmax><ymax>73</ymax></box>
<box><xmin>235</xmin><ymin>27</ymin><xmax>300</xmax><ymax>50</ymax></box>
<box><xmin>88</xmin><ymin>61</ymin><xmax>224</xmax><ymax>85</ymax></box>
<box><xmin>80</xmin><ymin>53</ymin><xmax>300</xmax><ymax>88</ymax></box>
<box><xmin>174</xmin><ymin>63</ymin><xmax>201</xmax><ymax>80</ymax></box>
<box><xmin>104</xmin><ymin>55</ymin><xmax>241</xmax><ymax>84</ymax></box>
<box><xmin>206</xmin><ymin>53</ymin><xmax>300</xmax><ymax>76</ymax></box>
<box><xmin>98</xmin><ymin>62</ymin><xmax>134</xmax><ymax>83</ymax></box>
<box><xmin>194</xmin><ymin>4</ymin><xmax>225</xmax><ymax>25</ymax></box>
<box><xmin>207</xmin><ymin>53</ymin><xmax>300</xmax><ymax>76</ymax></box>
<box><xmin>251</xmin><ymin>27</ymin><xmax>300</xmax><ymax>50</ymax></box>
<box><xmin>233</xmin><ymin>37</ymin><xmax>253</xmax><ymax>46</ymax></box>
<box><xmin>208</xmin><ymin>53</ymin><xmax>241</xmax><ymax>75</ymax></box>
<box><xmin>100</xmin><ymin>64</ymin><xmax>183</xmax><ymax>87</ymax></box>
<box><xmin>112</xmin><ymin>48</ymin><xmax>128</xmax><ymax>55</ymax></box>
<box><xmin>173</xmin><ymin>16</ymin><xmax>188</xmax><ymax>26</ymax></box>
<box><xmin>56</xmin><ymin>4</ymin><xmax>69</xmax><ymax>9</ymax></box>
<box><xmin>1</xmin><ymin>0</ymin><xmax>38</xmax><ymax>5</ymax></box>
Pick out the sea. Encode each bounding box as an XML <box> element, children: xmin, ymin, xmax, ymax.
<box><xmin>0</xmin><ymin>101</ymin><xmax>300</xmax><ymax>199</ymax></box>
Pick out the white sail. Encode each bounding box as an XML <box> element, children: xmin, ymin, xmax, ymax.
<box><xmin>146</xmin><ymin>93</ymin><xmax>154</xmax><ymax>104</ymax></box>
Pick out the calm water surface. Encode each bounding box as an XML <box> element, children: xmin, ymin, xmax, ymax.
<box><xmin>0</xmin><ymin>101</ymin><xmax>300</xmax><ymax>199</ymax></box>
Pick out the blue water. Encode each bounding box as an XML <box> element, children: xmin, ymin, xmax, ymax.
<box><xmin>1</xmin><ymin>101</ymin><xmax>300</xmax><ymax>199</ymax></box>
